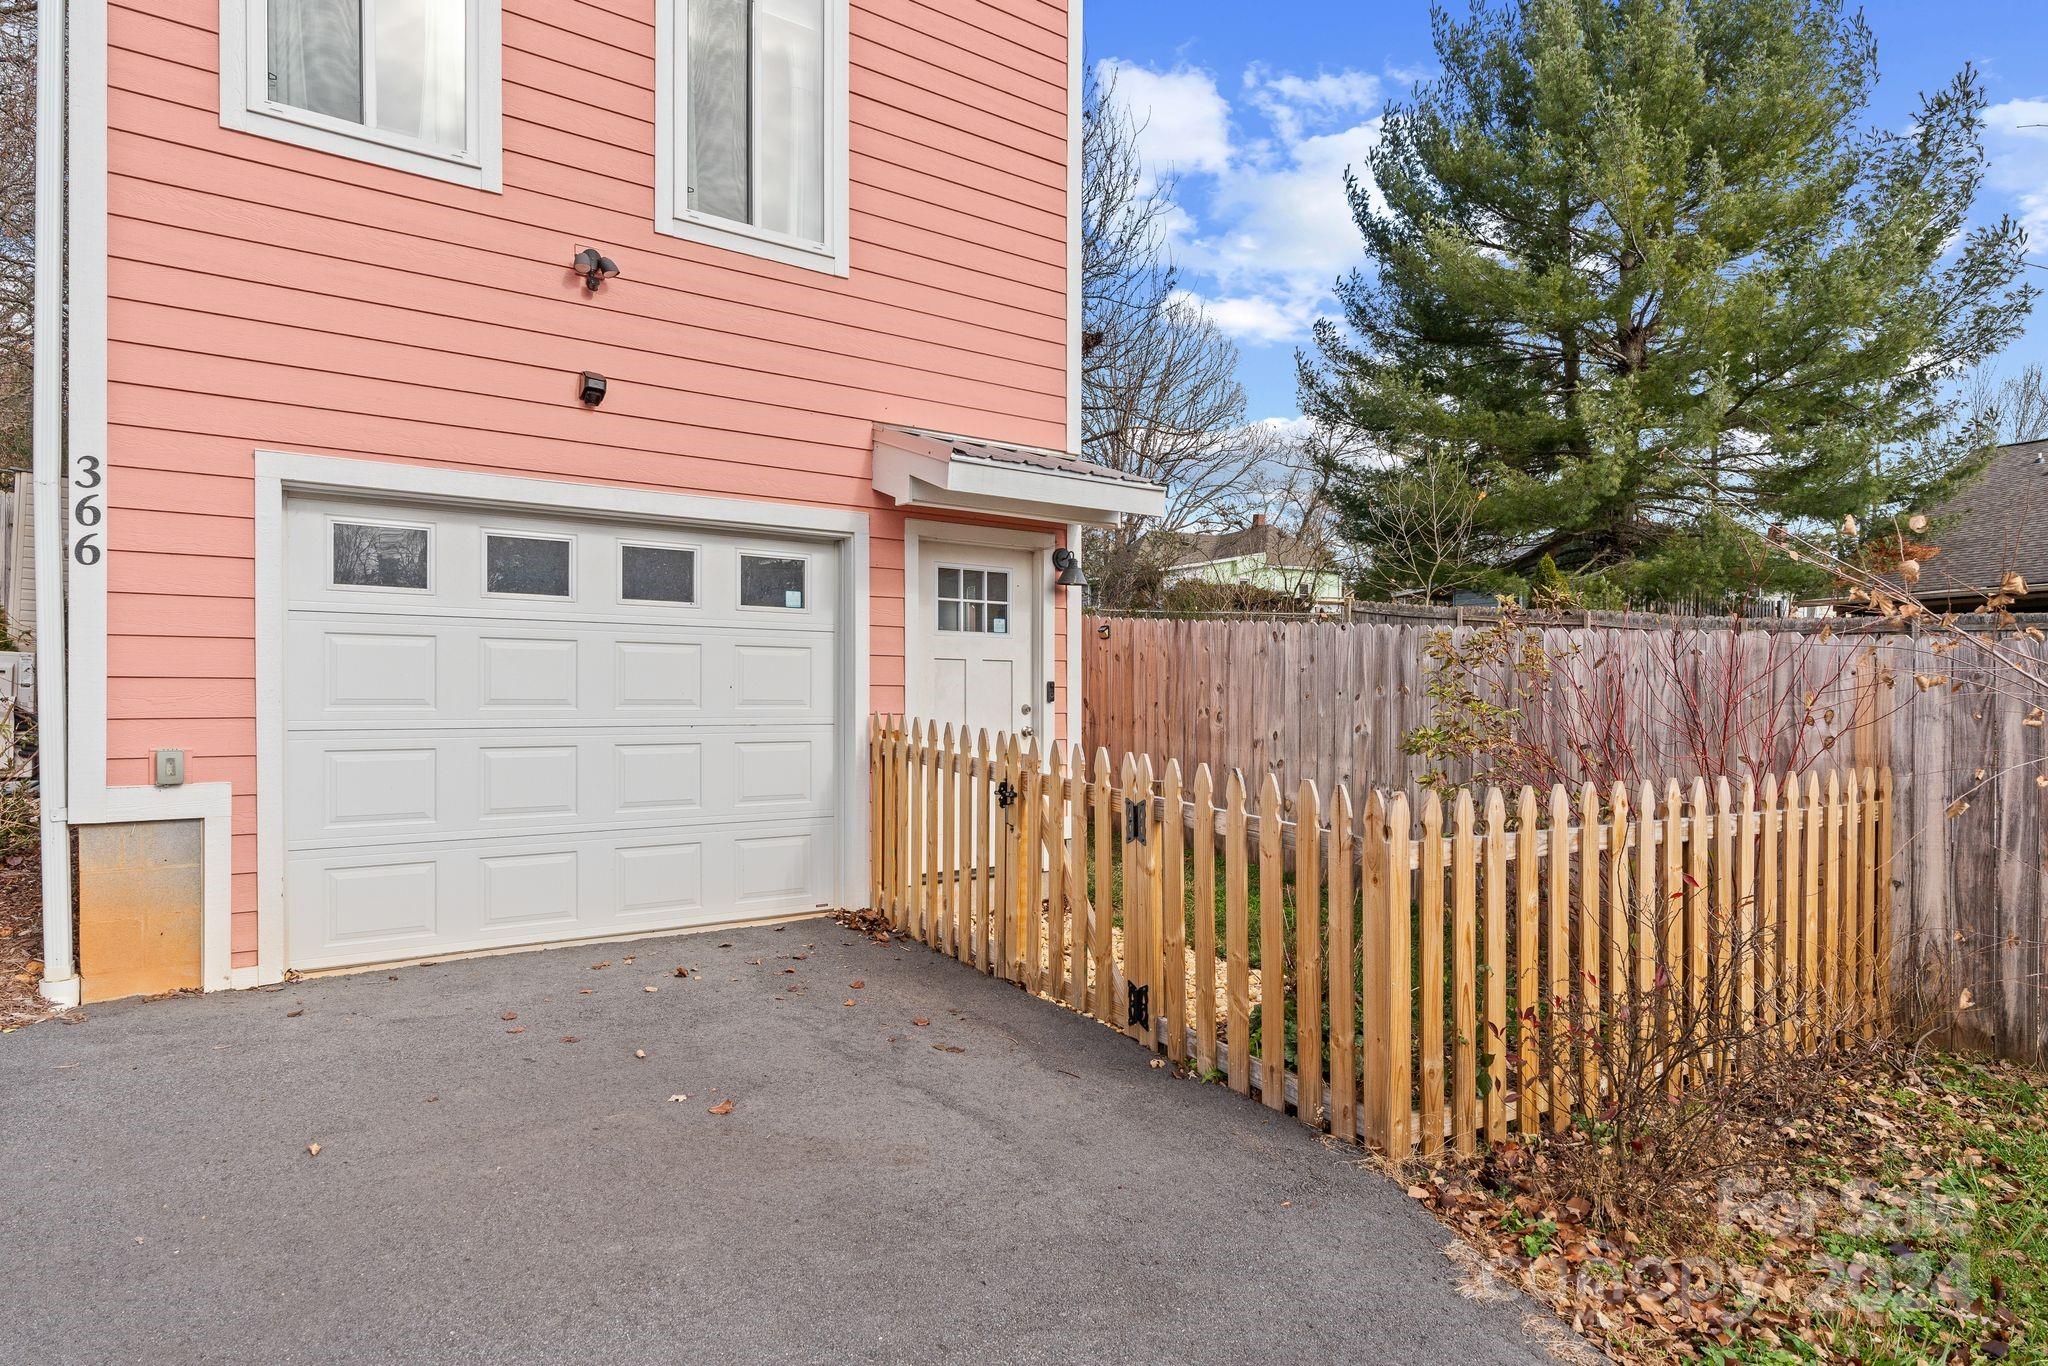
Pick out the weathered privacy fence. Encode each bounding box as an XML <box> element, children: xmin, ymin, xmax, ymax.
<box><xmin>1085</xmin><ymin>613</ymin><xmax>2048</xmax><ymax>1064</ymax></box>
<box><xmin>870</xmin><ymin>715</ymin><xmax>1892</xmax><ymax>1157</ymax></box>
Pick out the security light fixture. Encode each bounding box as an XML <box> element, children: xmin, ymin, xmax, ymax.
<box><xmin>578</xmin><ymin>371</ymin><xmax>608</xmax><ymax>407</ymax></box>
<box><xmin>1052</xmin><ymin>547</ymin><xmax>1086</xmax><ymax>588</ymax></box>
<box><xmin>572</xmin><ymin>247</ymin><xmax>620</xmax><ymax>293</ymax></box>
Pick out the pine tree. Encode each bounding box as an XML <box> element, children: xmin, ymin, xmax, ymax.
<box><xmin>1302</xmin><ymin>0</ymin><xmax>2035</xmax><ymax>603</ymax></box>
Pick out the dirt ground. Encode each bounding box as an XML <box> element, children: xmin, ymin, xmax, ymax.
<box><xmin>0</xmin><ymin>861</ymin><xmax>51</xmax><ymax>1028</ymax></box>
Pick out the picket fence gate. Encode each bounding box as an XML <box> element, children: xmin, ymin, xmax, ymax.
<box><xmin>869</xmin><ymin>716</ymin><xmax>1893</xmax><ymax>1158</ymax></box>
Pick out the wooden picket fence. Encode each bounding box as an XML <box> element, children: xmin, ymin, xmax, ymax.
<box><xmin>869</xmin><ymin>716</ymin><xmax>1893</xmax><ymax>1158</ymax></box>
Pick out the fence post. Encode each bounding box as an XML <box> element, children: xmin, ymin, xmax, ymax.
<box><xmin>1328</xmin><ymin>785</ymin><xmax>1357</xmax><ymax>1144</ymax></box>
<box><xmin>1257</xmin><ymin>772</ymin><xmax>1287</xmax><ymax>1111</ymax></box>
<box><xmin>1295</xmin><ymin>779</ymin><xmax>1324</xmax><ymax>1128</ymax></box>
<box><xmin>1162</xmin><ymin>759</ymin><xmax>1188</xmax><ymax>1063</ymax></box>
<box><xmin>1193</xmin><ymin>765</ymin><xmax>1219</xmax><ymax>1076</ymax></box>
<box><xmin>1225</xmin><ymin>769</ymin><xmax>1252</xmax><ymax>1096</ymax></box>
<box><xmin>1419</xmin><ymin>792</ymin><xmax>1447</xmax><ymax>1157</ymax></box>
<box><xmin>1382</xmin><ymin>792</ymin><xmax>1414</xmax><ymax>1160</ymax></box>
<box><xmin>1137</xmin><ymin>753</ymin><xmax>1164</xmax><ymax>1048</ymax></box>
<box><xmin>1044</xmin><ymin>743</ymin><xmax>1069</xmax><ymax>999</ymax></box>
<box><xmin>1091</xmin><ymin>747</ymin><xmax>1115</xmax><ymax>1020</ymax></box>
<box><xmin>1515</xmin><ymin>786</ymin><xmax>1540</xmax><ymax>1136</ymax></box>
<box><xmin>1451</xmin><ymin>790</ymin><xmax>1478</xmax><ymax>1156</ymax></box>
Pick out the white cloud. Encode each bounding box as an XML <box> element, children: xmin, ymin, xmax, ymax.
<box><xmin>1183</xmin><ymin>291</ymin><xmax>1320</xmax><ymax>345</ymax></box>
<box><xmin>1985</xmin><ymin>98</ymin><xmax>2048</xmax><ymax>245</ymax></box>
<box><xmin>1244</xmin><ymin>65</ymin><xmax>1381</xmax><ymax>145</ymax></box>
<box><xmin>1097</xmin><ymin>60</ymin><xmax>1233</xmax><ymax>178</ymax></box>
<box><xmin>1100</xmin><ymin>60</ymin><xmax>1384</xmax><ymax>349</ymax></box>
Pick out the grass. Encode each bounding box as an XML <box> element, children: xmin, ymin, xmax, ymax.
<box><xmin>1823</xmin><ymin>1056</ymin><xmax>2046</xmax><ymax>1363</ymax></box>
<box><xmin>1417</xmin><ymin>1047</ymin><xmax>2048</xmax><ymax>1364</ymax></box>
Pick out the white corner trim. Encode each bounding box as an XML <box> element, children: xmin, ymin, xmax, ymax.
<box><xmin>1066</xmin><ymin>0</ymin><xmax>1084</xmax><ymax>451</ymax></box>
<box><xmin>253</xmin><ymin>452</ymin><xmax>875</xmax><ymax>968</ymax></box>
<box><xmin>219</xmin><ymin>0</ymin><xmax>505</xmax><ymax>192</ymax></box>
<box><xmin>901</xmin><ymin>518</ymin><xmax>1056</xmax><ymax>735</ymax></box>
<box><xmin>653</xmin><ymin>0</ymin><xmax>851</xmax><ymax>277</ymax></box>
<box><xmin>1066</xmin><ymin>4</ymin><xmax>1088</xmax><ymax>754</ymax></box>
<box><xmin>51</xmin><ymin>3</ymin><xmax>226</xmax><ymax>1000</ymax></box>
<box><xmin>1065</xmin><ymin>521</ymin><xmax>1084</xmax><ymax>748</ymax></box>
<box><xmin>33</xmin><ymin>0</ymin><xmax>74</xmax><ymax>997</ymax></box>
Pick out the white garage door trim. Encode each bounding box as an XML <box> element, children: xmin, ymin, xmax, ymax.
<box><xmin>253</xmin><ymin>451</ymin><xmax>871</xmax><ymax>976</ymax></box>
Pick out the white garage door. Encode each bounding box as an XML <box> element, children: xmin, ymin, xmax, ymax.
<box><xmin>283</xmin><ymin>495</ymin><xmax>840</xmax><ymax>971</ymax></box>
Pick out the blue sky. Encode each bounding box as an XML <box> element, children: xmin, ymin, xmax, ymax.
<box><xmin>1086</xmin><ymin>0</ymin><xmax>2048</xmax><ymax>425</ymax></box>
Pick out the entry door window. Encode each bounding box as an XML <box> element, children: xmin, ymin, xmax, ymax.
<box><xmin>936</xmin><ymin>566</ymin><xmax>1010</xmax><ymax>635</ymax></box>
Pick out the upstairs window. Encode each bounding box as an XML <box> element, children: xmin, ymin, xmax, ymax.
<box><xmin>658</xmin><ymin>0</ymin><xmax>849</xmax><ymax>274</ymax></box>
<box><xmin>222</xmin><ymin>0</ymin><xmax>503</xmax><ymax>190</ymax></box>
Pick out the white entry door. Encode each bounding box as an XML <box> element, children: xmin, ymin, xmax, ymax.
<box><xmin>281</xmin><ymin>495</ymin><xmax>841</xmax><ymax>971</ymax></box>
<box><xmin>918</xmin><ymin>541</ymin><xmax>1038</xmax><ymax>740</ymax></box>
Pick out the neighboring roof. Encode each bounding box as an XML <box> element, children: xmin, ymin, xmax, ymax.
<box><xmin>870</xmin><ymin>425</ymin><xmax>1166</xmax><ymax>526</ymax></box>
<box><xmin>1914</xmin><ymin>438</ymin><xmax>2048</xmax><ymax>600</ymax></box>
<box><xmin>1166</xmin><ymin>521</ymin><xmax>1326</xmax><ymax>572</ymax></box>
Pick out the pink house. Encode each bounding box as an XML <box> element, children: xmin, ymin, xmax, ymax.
<box><xmin>29</xmin><ymin>0</ymin><xmax>1161</xmax><ymax>1004</ymax></box>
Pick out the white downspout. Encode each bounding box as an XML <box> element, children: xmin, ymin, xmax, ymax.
<box><xmin>33</xmin><ymin>0</ymin><xmax>76</xmax><ymax>1006</ymax></box>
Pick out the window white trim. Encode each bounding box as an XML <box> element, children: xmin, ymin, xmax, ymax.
<box><xmin>219</xmin><ymin>0</ymin><xmax>505</xmax><ymax>192</ymax></box>
<box><xmin>653</xmin><ymin>0</ymin><xmax>851</xmax><ymax>276</ymax></box>
<box><xmin>616</xmin><ymin>539</ymin><xmax>703</xmax><ymax>608</ymax></box>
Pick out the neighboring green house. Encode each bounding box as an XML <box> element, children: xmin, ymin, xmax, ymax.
<box><xmin>1161</xmin><ymin>516</ymin><xmax>1348</xmax><ymax>606</ymax></box>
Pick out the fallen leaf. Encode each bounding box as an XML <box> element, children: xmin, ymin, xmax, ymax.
<box><xmin>708</xmin><ymin>1099</ymin><xmax>735</xmax><ymax>1115</ymax></box>
<box><xmin>843</xmin><ymin>999</ymin><xmax>856</xmax><ymax>1007</ymax></box>
<box><xmin>643</xmin><ymin>985</ymin><xmax>658</xmax><ymax>993</ymax></box>
<box><xmin>285</xmin><ymin>1008</ymin><xmax>303</xmax><ymax>1018</ymax></box>
<box><xmin>634</xmin><ymin>1049</ymin><xmax>646</xmax><ymax>1059</ymax></box>
<box><xmin>849</xmin><ymin>980</ymin><xmax>865</xmax><ymax>989</ymax></box>
<box><xmin>933</xmin><ymin>1043</ymin><xmax>965</xmax><ymax>1053</ymax></box>
<box><xmin>306</xmin><ymin>1142</ymin><xmax>321</xmax><ymax>1157</ymax></box>
<box><xmin>501</xmin><ymin>1012</ymin><xmax>517</xmax><ymax>1021</ymax></box>
<box><xmin>668</xmin><ymin>1094</ymin><xmax>688</xmax><ymax>1103</ymax></box>
<box><xmin>505</xmin><ymin>1026</ymin><xmax>525</xmax><ymax>1034</ymax></box>
<box><xmin>560</xmin><ymin>1035</ymin><xmax>580</xmax><ymax>1044</ymax></box>
<box><xmin>912</xmin><ymin>1017</ymin><xmax>930</xmax><ymax>1027</ymax></box>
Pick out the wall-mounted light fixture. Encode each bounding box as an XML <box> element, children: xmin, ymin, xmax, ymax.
<box><xmin>1052</xmin><ymin>547</ymin><xmax>1086</xmax><ymax>588</ymax></box>
<box><xmin>578</xmin><ymin>372</ymin><xmax>608</xmax><ymax>407</ymax></box>
<box><xmin>572</xmin><ymin>247</ymin><xmax>620</xmax><ymax>293</ymax></box>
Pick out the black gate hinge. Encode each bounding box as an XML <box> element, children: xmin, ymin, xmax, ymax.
<box><xmin>1124</xmin><ymin>797</ymin><xmax>1148</xmax><ymax>844</ymax></box>
<box><xmin>1127</xmin><ymin>983</ymin><xmax>1150</xmax><ymax>1031</ymax></box>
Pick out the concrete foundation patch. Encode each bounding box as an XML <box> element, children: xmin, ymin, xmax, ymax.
<box><xmin>76</xmin><ymin>819</ymin><xmax>203</xmax><ymax>1003</ymax></box>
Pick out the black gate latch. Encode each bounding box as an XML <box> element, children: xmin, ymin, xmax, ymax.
<box><xmin>1124</xmin><ymin>797</ymin><xmax>1148</xmax><ymax>844</ymax></box>
<box><xmin>995</xmin><ymin>779</ymin><xmax>1019</xmax><ymax>809</ymax></box>
<box><xmin>1127</xmin><ymin>984</ymin><xmax>1150</xmax><ymax>1031</ymax></box>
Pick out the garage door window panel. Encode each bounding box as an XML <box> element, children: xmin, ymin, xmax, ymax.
<box><xmin>331</xmin><ymin>518</ymin><xmax>432</xmax><ymax>592</ymax></box>
<box><xmin>620</xmin><ymin>542</ymin><xmax>699</xmax><ymax>606</ymax></box>
<box><xmin>739</xmin><ymin>552</ymin><xmax>808</xmax><ymax>611</ymax></box>
<box><xmin>485</xmin><ymin>532</ymin><xmax>574</xmax><ymax>599</ymax></box>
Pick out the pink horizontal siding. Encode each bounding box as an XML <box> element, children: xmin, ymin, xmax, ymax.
<box><xmin>102</xmin><ymin>0</ymin><xmax>1076</xmax><ymax>968</ymax></box>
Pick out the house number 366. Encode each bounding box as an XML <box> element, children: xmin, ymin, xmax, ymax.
<box><xmin>72</xmin><ymin>453</ymin><xmax>103</xmax><ymax>566</ymax></box>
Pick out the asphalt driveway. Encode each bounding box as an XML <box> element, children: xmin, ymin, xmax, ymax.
<box><xmin>0</xmin><ymin>919</ymin><xmax>1560</xmax><ymax>1363</ymax></box>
